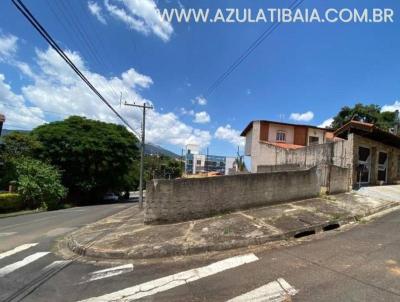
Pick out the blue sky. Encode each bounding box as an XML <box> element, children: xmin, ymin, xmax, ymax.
<box><xmin>0</xmin><ymin>0</ymin><xmax>399</xmax><ymax>156</ymax></box>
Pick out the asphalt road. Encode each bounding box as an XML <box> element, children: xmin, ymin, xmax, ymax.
<box><xmin>1</xmin><ymin>205</ymin><xmax>400</xmax><ymax>301</ymax></box>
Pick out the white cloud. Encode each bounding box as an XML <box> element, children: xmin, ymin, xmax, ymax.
<box><xmin>0</xmin><ymin>34</ymin><xmax>18</xmax><ymax>59</ymax></box>
<box><xmin>180</xmin><ymin>107</ymin><xmax>194</xmax><ymax>116</ymax></box>
<box><xmin>0</xmin><ymin>74</ymin><xmax>45</xmax><ymax>129</ymax></box>
<box><xmin>192</xmin><ymin>96</ymin><xmax>207</xmax><ymax>106</ymax></box>
<box><xmin>0</xmin><ymin>36</ymin><xmax>210</xmax><ymax>147</ymax></box>
<box><xmin>289</xmin><ymin>111</ymin><xmax>314</xmax><ymax>122</ymax></box>
<box><xmin>146</xmin><ymin>111</ymin><xmax>211</xmax><ymax>146</ymax></box>
<box><xmin>104</xmin><ymin>0</ymin><xmax>173</xmax><ymax>42</ymax></box>
<box><xmin>193</xmin><ymin>111</ymin><xmax>210</xmax><ymax>124</ymax></box>
<box><xmin>382</xmin><ymin>100</ymin><xmax>400</xmax><ymax>112</ymax></box>
<box><xmin>121</xmin><ymin>68</ymin><xmax>153</xmax><ymax>89</ymax></box>
<box><xmin>318</xmin><ymin>117</ymin><xmax>334</xmax><ymax>128</ymax></box>
<box><xmin>88</xmin><ymin>1</ymin><xmax>107</xmax><ymax>24</ymax></box>
<box><xmin>214</xmin><ymin>124</ymin><xmax>245</xmax><ymax>147</ymax></box>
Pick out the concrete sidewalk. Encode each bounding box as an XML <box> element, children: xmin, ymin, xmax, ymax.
<box><xmin>65</xmin><ymin>187</ymin><xmax>400</xmax><ymax>260</ymax></box>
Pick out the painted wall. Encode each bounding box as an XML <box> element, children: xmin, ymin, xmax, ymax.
<box><xmin>268</xmin><ymin>123</ymin><xmax>295</xmax><ymax>144</ymax></box>
<box><xmin>307</xmin><ymin>128</ymin><xmax>326</xmax><ymax>145</ymax></box>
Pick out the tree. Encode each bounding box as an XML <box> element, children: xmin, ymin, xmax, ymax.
<box><xmin>144</xmin><ymin>155</ymin><xmax>182</xmax><ymax>180</ymax></box>
<box><xmin>331</xmin><ymin>103</ymin><xmax>398</xmax><ymax>131</ymax></box>
<box><xmin>2</xmin><ymin>131</ymin><xmax>42</xmax><ymax>158</ymax></box>
<box><xmin>14</xmin><ymin>157</ymin><xmax>67</xmax><ymax>210</ymax></box>
<box><xmin>0</xmin><ymin>132</ymin><xmax>42</xmax><ymax>190</ymax></box>
<box><xmin>234</xmin><ymin>151</ymin><xmax>246</xmax><ymax>172</ymax></box>
<box><xmin>31</xmin><ymin>116</ymin><xmax>139</xmax><ymax>203</ymax></box>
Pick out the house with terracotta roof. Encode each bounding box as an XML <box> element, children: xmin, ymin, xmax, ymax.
<box><xmin>241</xmin><ymin>120</ymin><xmax>334</xmax><ymax>172</ymax></box>
<box><xmin>241</xmin><ymin>119</ymin><xmax>400</xmax><ymax>189</ymax></box>
<box><xmin>334</xmin><ymin>120</ymin><xmax>400</xmax><ymax>186</ymax></box>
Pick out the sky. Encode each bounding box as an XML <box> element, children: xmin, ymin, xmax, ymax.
<box><xmin>0</xmin><ymin>0</ymin><xmax>399</xmax><ymax>157</ymax></box>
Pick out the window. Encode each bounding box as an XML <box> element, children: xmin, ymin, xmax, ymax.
<box><xmin>357</xmin><ymin>146</ymin><xmax>371</xmax><ymax>184</ymax></box>
<box><xmin>276</xmin><ymin>131</ymin><xmax>286</xmax><ymax>142</ymax></box>
<box><xmin>196</xmin><ymin>160</ymin><xmax>201</xmax><ymax>165</ymax></box>
<box><xmin>309</xmin><ymin>136</ymin><xmax>319</xmax><ymax>145</ymax></box>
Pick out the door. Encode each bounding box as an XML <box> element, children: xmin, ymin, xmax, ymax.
<box><xmin>357</xmin><ymin>146</ymin><xmax>371</xmax><ymax>184</ymax></box>
<box><xmin>378</xmin><ymin>152</ymin><xmax>388</xmax><ymax>183</ymax></box>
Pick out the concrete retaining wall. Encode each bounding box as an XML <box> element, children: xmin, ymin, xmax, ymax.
<box><xmin>257</xmin><ymin>164</ymin><xmax>302</xmax><ymax>173</ymax></box>
<box><xmin>328</xmin><ymin>165</ymin><xmax>350</xmax><ymax>194</ymax></box>
<box><xmin>144</xmin><ymin>167</ymin><xmax>320</xmax><ymax>224</ymax></box>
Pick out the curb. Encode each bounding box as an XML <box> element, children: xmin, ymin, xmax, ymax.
<box><xmin>66</xmin><ymin>201</ymin><xmax>399</xmax><ymax>260</ymax></box>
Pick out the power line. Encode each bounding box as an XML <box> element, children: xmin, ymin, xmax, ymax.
<box><xmin>45</xmin><ymin>0</ymin><xmax>121</xmax><ymax>101</ymax></box>
<box><xmin>12</xmin><ymin>0</ymin><xmax>139</xmax><ymax>138</ymax></box>
<box><xmin>0</xmin><ymin>101</ymin><xmax>142</xmax><ymax>135</ymax></box>
<box><xmin>204</xmin><ymin>0</ymin><xmax>305</xmax><ymax>98</ymax></box>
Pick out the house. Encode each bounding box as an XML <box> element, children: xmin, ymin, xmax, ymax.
<box><xmin>334</xmin><ymin>120</ymin><xmax>400</xmax><ymax>187</ymax></box>
<box><xmin>241</xmin><ymin>118</ymin><xmax>400</xmax><ymax>188</ymax></box>
<box><xmin>240</xmin><ymin>120</ymin><xmax>333</xmax><ymax>172</ymax></box>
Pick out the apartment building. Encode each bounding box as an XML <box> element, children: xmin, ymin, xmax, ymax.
<box><xmin>184</xmin><ymin>145</ymin><xmax>235</xmax><ymax>175</ymax></box>
<box><xmin>241</xmin><ymin>120</ymin><xmax>333</xmax><ymax>172</ymax></box>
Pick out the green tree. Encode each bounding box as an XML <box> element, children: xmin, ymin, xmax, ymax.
<box><xmin>2</xmin><ymin>131</ymin><xmax>42</xmax><ymax>158</ymax></box>
<box><xmin>31</xmin><ymin>116</ymin><xmax>139</xmax><ymax>203</ymax></box>
<box><xmin>331</xmin><ymin>103</ymin><xmax>398</xmax><ymax>131</ymax></box>
<box><xmin>0</xmin><ymin>132</ymin><xmax>42</xmax><ymax>190</ymax></box>
<box><xmin>144</xmin><ymin>155</ymin><xmax>182</xmax><ymax>180</ymax></box>
<box><xmin>234</xmin><ymin>150</ymin><xmax>246</xmax><ymax>172</ymax></box>
<box><xmin>14</xmin><ymin>157</ymin><xmax>67</xmax><ymax>210</ymax></box>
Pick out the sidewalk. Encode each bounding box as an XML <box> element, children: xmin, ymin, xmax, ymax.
<box><xmin>65</xmin><ymin>188</ymin><xmax>400</xmax><ymax>260</ymax></box>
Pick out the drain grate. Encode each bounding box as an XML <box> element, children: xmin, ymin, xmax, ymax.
<box><xmin>323</xmin><ymin>223</ymin><xmax>340</xmax><ymax>232</ymax></box>
<box><xmin>294</xmin><ymin>230</ymin><xmax>316</xmax><ymax>238</ymax></box>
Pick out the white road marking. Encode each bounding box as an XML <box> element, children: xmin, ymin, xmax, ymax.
<box><xmin>78</xmin><ymin>253</ymin><xmax>259</xmax><ymax>302</ymax></box>
<box><xmin>0</xmin><ymin>232</ymin><xmax>17</xmax><ymax>237</ymax></box>
<box><xmin>0</xmin><ymin>252</ymin><xmax>50</xmax><ymax>277</ymax></box>
<box><xmin>227</xmin><ymin>278</ymin><xmax>298</xmax><ymax>302</ymax></box>
<box><xmin>0</xmin><ymin>243</ymin><xmax>38</xmax><ymax>260</ymax></box>
<box><xmin>82</xmin><ymin>264</ymin><xmax>134</xmax><ymax>283</ymax></box>
<box><xmin>42</xmin><ymin>260</ymin><xmax>72</xmax><ymax>272</ymax></box>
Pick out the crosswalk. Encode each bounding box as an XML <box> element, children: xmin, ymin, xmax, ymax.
<box><xmin>0</xmin><ymin>243</ymin><xmax>298</xmax><ymax>301</ymax></box>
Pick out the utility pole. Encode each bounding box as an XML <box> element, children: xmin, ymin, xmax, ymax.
<box><xmin>124</xmin><ymin>101</ymin><xmax>153</xmax><ymax>209</ymax></box>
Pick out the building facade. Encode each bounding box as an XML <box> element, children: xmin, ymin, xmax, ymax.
<box><xmin>241</xmin><ymin>120</ymin><xmax>333</xmax><ymax>172</ymax></box>
<box><xmin>241</xmin><ymin>119</ymin><xmax>400</xmax><ymax>188</ymax></box>
<box><xmin>334</xmin><ymin>121</ymin><xmax>400</xmax><ymax>187</ymax></box>
<box><xmin>184</xmin><ymin>145</ymin><xmax>235</xmax><ymax>176</ymax></box>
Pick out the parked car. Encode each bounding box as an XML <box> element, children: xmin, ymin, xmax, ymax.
<box><xmin>103</xmin><ymin>192</ymin><xmax>119</xmax><ymax>202</ymax></box>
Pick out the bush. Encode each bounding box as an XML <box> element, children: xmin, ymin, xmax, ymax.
<box><xmin>14</xmin><ymin>157</ymin><xmax>67</xmax><ymax>210</ymax></box>
<box><xmin>0</xmin><ymin>193</ymin><xmax>23</xmax><ymax>213</ymax></box>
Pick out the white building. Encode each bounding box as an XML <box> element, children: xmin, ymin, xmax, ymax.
<box><xmin>241</xmin><ymin>120</ymin><xmax>333</xmax><ymax>172</ymax></box>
